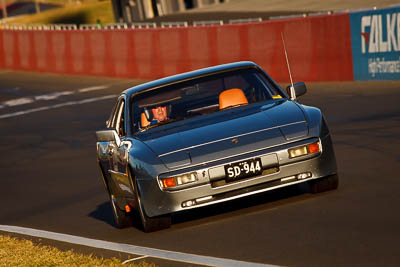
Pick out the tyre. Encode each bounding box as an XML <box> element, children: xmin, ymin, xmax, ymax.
<box><xmin>110</xmin><ymin>194</ymin><xmax>132</xmax><ymax>228</ymax></box>
<box><xmin>132</xmin><ymin>176</ymin><xmax>171</xmax><ymax>232</ymax></box>
<box><xmin>309</xmin><ymin>174</ymin><xmax>339</xmax><ymax>194</ymax></box>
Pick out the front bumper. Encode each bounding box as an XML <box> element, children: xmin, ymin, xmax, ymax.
<box><xmin>138</xmin><ymin>135</ymin><xmax>337</xmax><ymax>217</ymax></box>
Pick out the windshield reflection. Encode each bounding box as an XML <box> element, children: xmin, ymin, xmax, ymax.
<box><xmin>132</xmin><ymin>68</ymin><xmax>284</xmax><ymax>132</ymax></box>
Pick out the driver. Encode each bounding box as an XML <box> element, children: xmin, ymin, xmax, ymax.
<box><xmin>152</xmin><ymin>106</ymin><xmax>168</xmax><ymax>123</ymax></box>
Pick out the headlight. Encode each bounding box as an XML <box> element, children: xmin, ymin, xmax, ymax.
<box><xmin>288</xmin><ymin>146</ymin><xmax>308</xmax><ymax>158</ymax></box>
<box><xmin>288</xmin><ymin>141</ymin><xmax>321</xmax><ymax>158</ymax></box>
<box><xmin>160</xmin><ymin>172</ymin><xmax>198</xmax><ymax>189</ymax></box>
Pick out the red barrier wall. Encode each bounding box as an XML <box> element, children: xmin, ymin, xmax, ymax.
<box><xmin>0</xmin><ymin>13</ymin><xmax>354</xmax><ymax>82</ymax></box>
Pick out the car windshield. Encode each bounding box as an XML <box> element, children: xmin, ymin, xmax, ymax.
<box><xmin>131</xmin><ymin>68</ymin><xmax>284</xmax><ymax>132</ymax></box>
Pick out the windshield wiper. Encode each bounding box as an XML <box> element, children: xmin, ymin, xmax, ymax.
<box><xmin>220</xmin><ymin>103</ymin><xmax>247</xmax><ymax>111</ymax></box>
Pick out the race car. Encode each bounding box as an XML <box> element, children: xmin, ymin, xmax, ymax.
<box><xmin>96</xmin><ymin>61</ymin><xmax>338</xmax><ymax>232</ymax></box>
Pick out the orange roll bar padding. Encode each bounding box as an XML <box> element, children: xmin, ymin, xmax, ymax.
<box><xmin>219</xmin><ymin>88</ymin><xmax>248</xmax><ymax>110</ymax></box>
<box><xmin>141</xmin><ymin>113</ymin><xmax>150</xmax><ymax>127</ymax></box>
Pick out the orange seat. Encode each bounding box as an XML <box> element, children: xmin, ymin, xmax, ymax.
<box><xmin>141</xmin><ymin>112</ymin><xmax>150</xmax><ymax>127</ymax></box>
<box><xmin>219</xmin><ymin>88</ymin><xmax>248</xmax><ymax>110</ymax></box>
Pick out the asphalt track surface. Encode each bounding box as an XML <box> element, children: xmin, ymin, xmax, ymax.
<box><xmin>0</xmin><ymin>70</ymin><xmax>400</xmax><ymax>266</ymax></box>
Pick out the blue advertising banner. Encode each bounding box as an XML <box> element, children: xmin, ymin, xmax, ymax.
<box><xmin>350</xmin><ymin>6</ymin><xmax>400</xmax><ymax>80</ymax></box>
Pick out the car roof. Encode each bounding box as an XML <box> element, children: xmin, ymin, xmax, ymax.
<box><xmin>123</xmin><ymin>61</ymin><xmax>260</xmax><ymax>98</ymax></box>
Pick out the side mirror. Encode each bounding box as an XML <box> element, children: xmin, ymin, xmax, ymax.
<box><xmin>286</xmin><ymin>82</ymin><xmax>307</xmax><ymax>100</ymax></box>
<box><xmin>96</xmin><ymin>130</ymin><xmax>121</xmax><ymax>147</ymax></box>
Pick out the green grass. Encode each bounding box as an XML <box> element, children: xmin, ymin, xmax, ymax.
<box><xmin>0</xmin><ymin>235</ymin><xmax>155</xmax><ymax>267</ymax></box>
<box><xmin>5</xmin><ymin>0</ymin><xmax>115</xmax><ymax>25</ymax></box>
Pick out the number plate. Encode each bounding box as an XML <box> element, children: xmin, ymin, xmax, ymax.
<box><xmin>224</xmin><ymin>158</ymin><xmax>263</xmax><ymax>181</ymax></box>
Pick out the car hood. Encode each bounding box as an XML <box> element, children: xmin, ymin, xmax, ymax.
<box><xmin>136</xmin><ymin>100</ymin><xmax>308</xmax><ymax>169</ymax></box>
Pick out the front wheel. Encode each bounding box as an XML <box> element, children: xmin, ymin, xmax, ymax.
<box><xmin>110</xmin><ymin>194</ymin><xmax>132</xmax><ymax>228</ymax></box>
<box><xmin>132</xmin><ymin>177</ymin><xmax>171</xmax><ymax>232</ymax></box>
<box><xmin>309</xmin><ymin>174</ymin><xmax>339</xmax><ymax>193</ymax></box>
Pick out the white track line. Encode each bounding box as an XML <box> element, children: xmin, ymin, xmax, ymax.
<box><xmin>0</xmin><ymin>95</ymin><xmax>117</xmax><ymax>119</ymax></box>
<box><xmin>0</xmin><ymin>225</ymin><xmax>275</xmax><ymax>267</ymax></box>
<box><xmin>34</xmin><ymin>91</ymin><xmax>74</xmax><ymax>101</ymax></box>
<box><xmin>122</xmin><ymin>255</ymin><xmax>149</xmax><ymax>264</ymax></box>
<box><xmin>0</xmin><ymin>85</ymin><xmax>110</xmax><ymax>109</ymax></box>
<box><xmin>2</xmin><ymin>97</ymin><xmax>34</xmax><ymax>107</ymax></box>
<box><xmin>78</xmin><ymin>85</ymin><xmax>109</xmax><ymax>93</ymax></box>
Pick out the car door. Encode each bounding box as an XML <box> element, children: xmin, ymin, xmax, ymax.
<box><xmin>97</xmin><ymin>98</ymin><xmax>120</xmax><ymax>194</ymax></box>
<box><xmin>108</xmin><ymin>97</ymin><xmax>134</xmax><ymax>198</ymax></box>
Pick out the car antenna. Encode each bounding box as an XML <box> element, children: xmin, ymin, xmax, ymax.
<box><xmin>281</xmin><ymin>32</ymin><xmax>296</xmax><ymax>101</ymax></box>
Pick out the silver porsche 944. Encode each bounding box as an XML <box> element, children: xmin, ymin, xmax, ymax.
<box><xmin>96</xmin><ymin>61</ymin><xmax>338</xmax><ymax>232</ymax></box>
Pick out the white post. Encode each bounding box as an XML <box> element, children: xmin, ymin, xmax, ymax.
<box><xmin>159</xmin><ymin>0</ymin><xmax>172</xmax><ymax>15</ymax></box>
<box><xmin>35</xmin><ymin>0</ymin><xmax>41</xmax><ymax>14</ymax></box>
<box><xmin>142</xmin><ymin>0</ymin><xmax>154</xmax><ymax>19</ymax></box>
<box><xmin>176</xmin><ymin>0</ymin><xmax>185</xmax><ymax>12</ymax></box>
<box><xmin>1</xmin><ymin>0</ymin><xmax>7</xmax><ymax>19</ymax></box>
<box><xmin>194</xmin><ymin>0</ymin><xmax>203</xmax><ymax>8</ymax></box>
